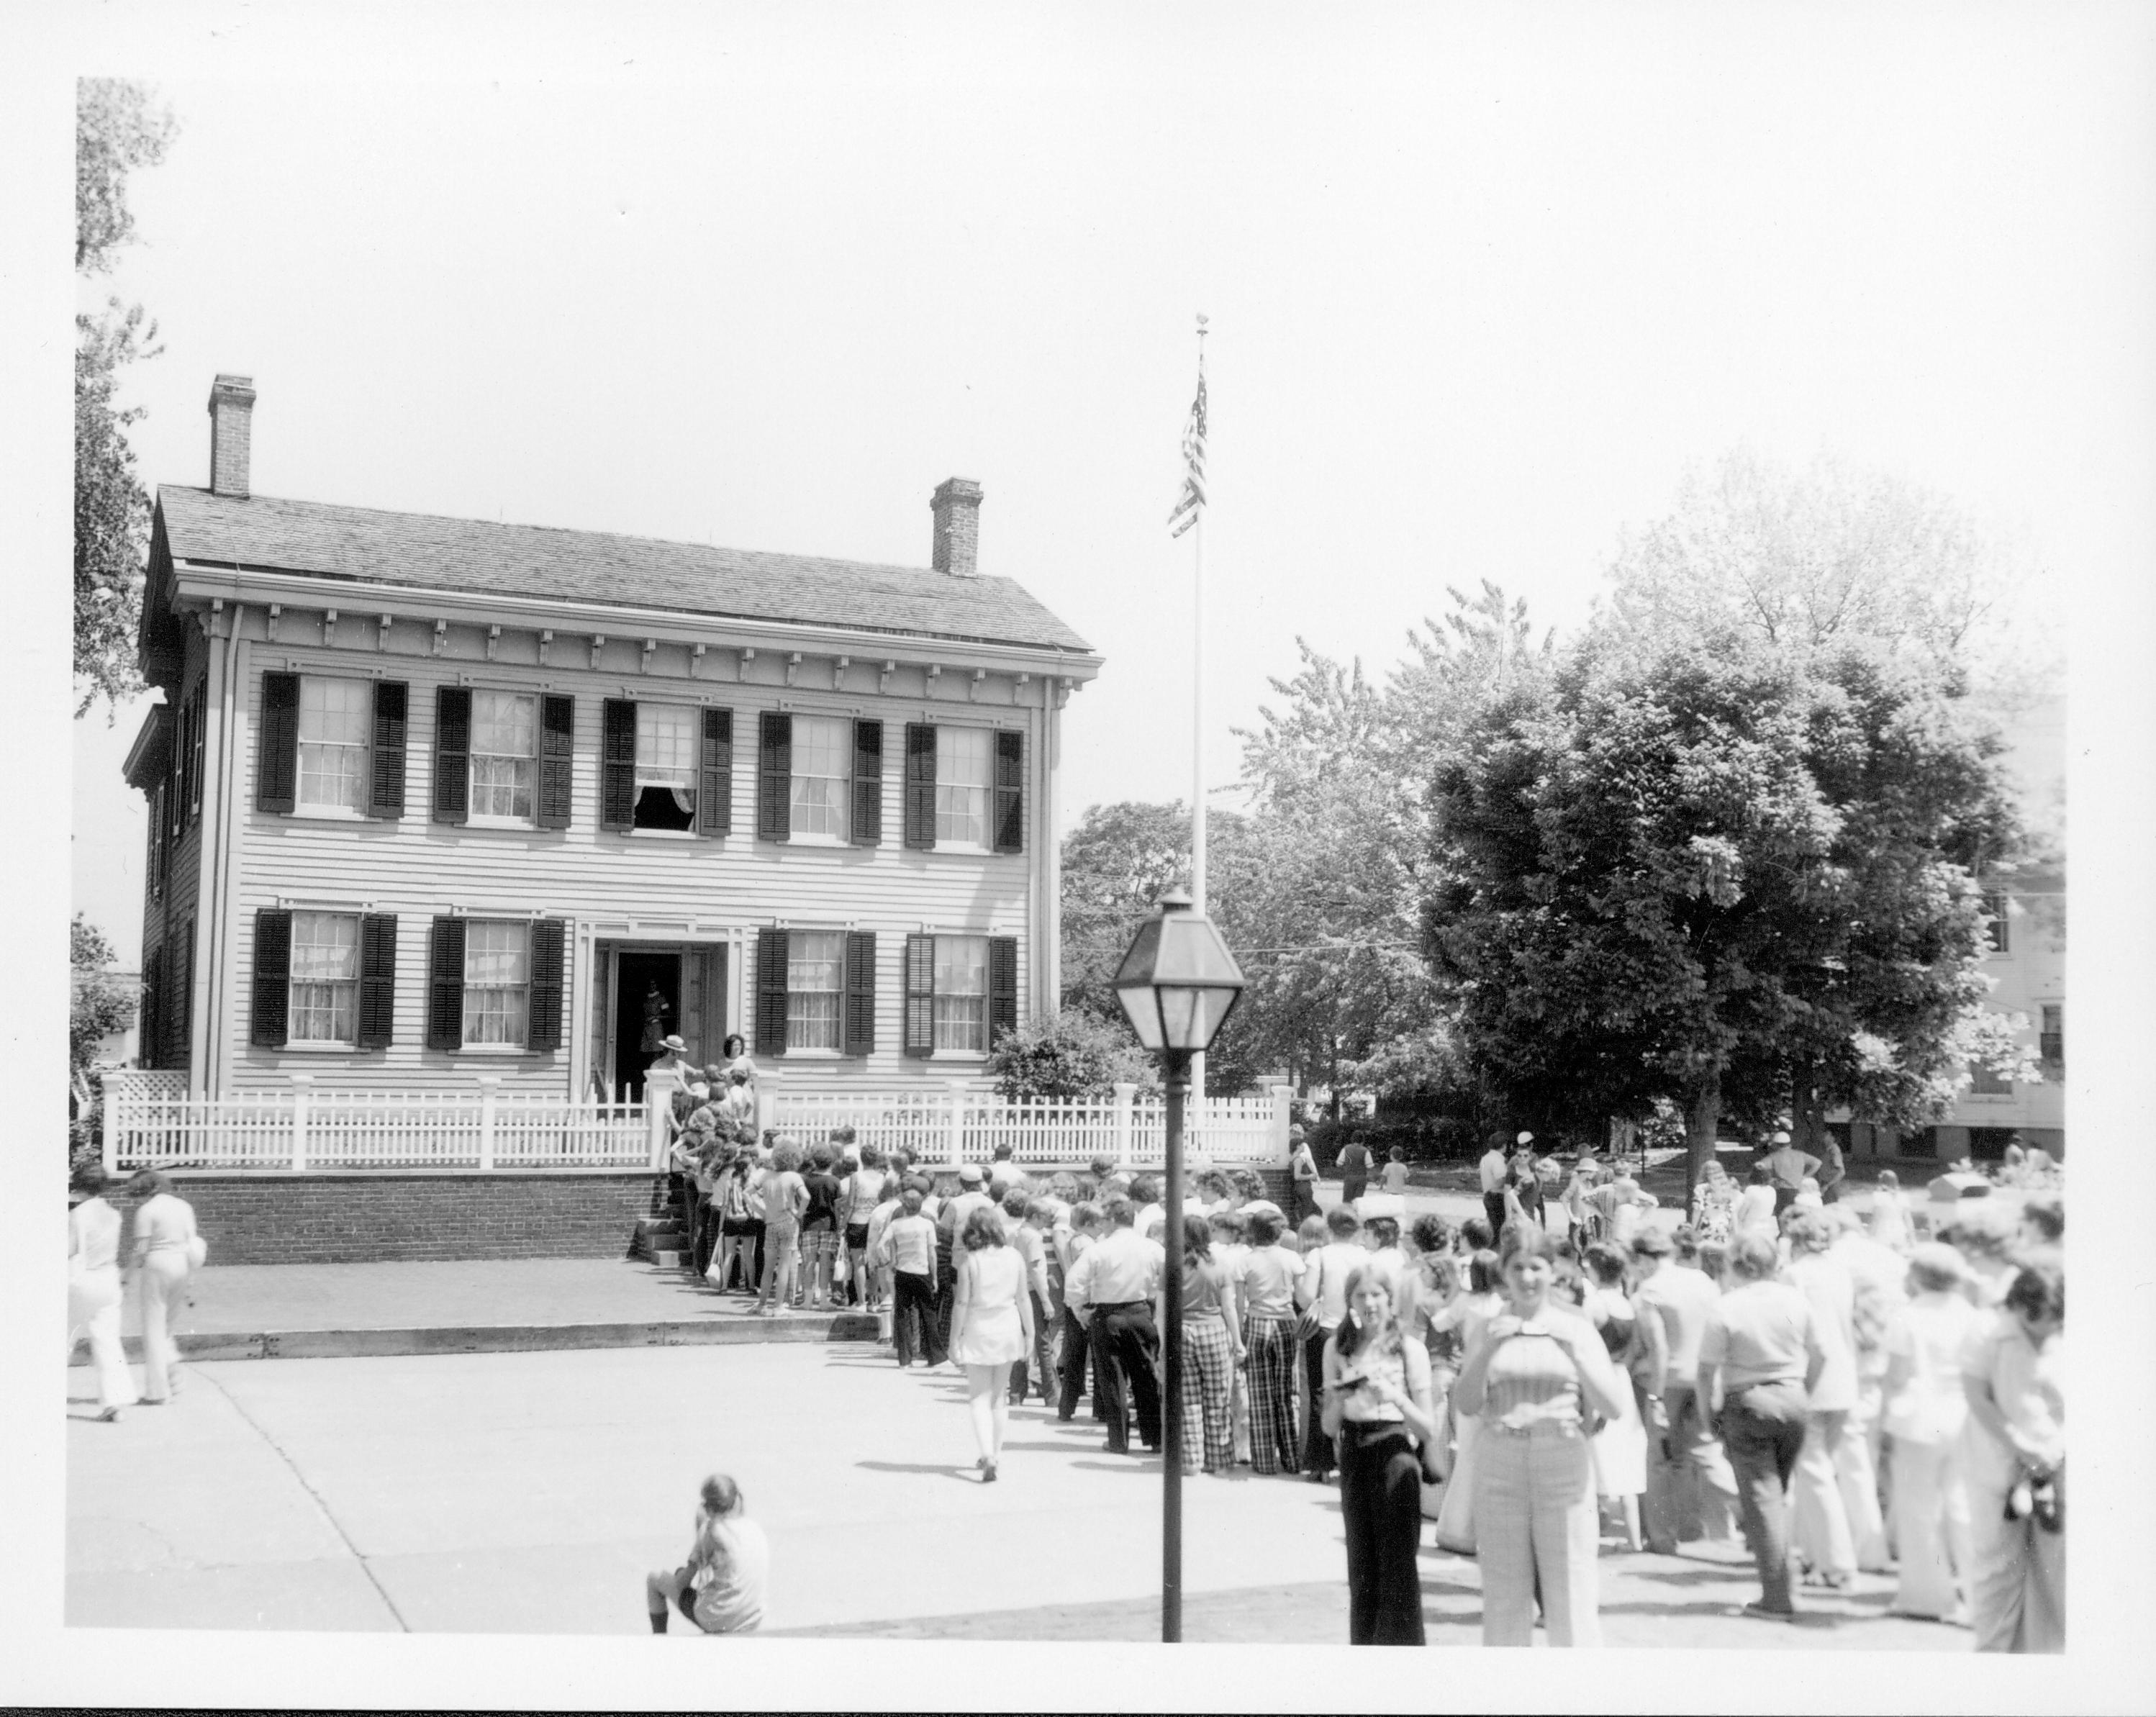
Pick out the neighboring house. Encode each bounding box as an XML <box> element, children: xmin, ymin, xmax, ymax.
<box><xmin>1840</xmin><ymin>692</ymin><xmax>2065</xmax><ymax>1163</ymax></box>
<box><xmin>127</xmin><ymin>374</ymin><xmax>1102</xmax><ymax>1103</ymax></box>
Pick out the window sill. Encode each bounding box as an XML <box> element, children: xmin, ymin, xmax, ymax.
<box><xmin>932</xmin><ymin>841</ymin><xmax>993</xmax><ymax>857</ymax></box>
<box><xmin>278</xmin><ymin>1041</ymin><xmax>373</xmax><ymax>1054</ymax></box>
<box><xmin>929</xmin><ymin>1050</ymin><xmax>989</xmax><ymax>1063</ymax></box>
<box><xmin>786</xmin><ymin>832</ymin><xmax>853</xmax><ymax>848</ymax></box>
<box><xmin>781</xmin><ymin>1047</ymin><xmax>845</xmax><ymax>1060</ymax></box>
<box><xmin>289</xmin><ymin>805</ymin><xmax>368</xmax><ymax>822</ymax></box>
<box><xmin>467</xmin><ymin>815</ymin><xmax>540</xmax><ymax>832</ymax></box>
<box><xmin>453</xmin><ymin>1044</ymin><xmax>536</xmax><ymax>1056</ymax></box>
<box><xmin>628</xmin><ymin>827</ymin><xmax>700</xmax><ymax>840</ymax></box>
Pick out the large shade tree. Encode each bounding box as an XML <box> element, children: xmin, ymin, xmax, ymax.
<box><xmin>1425</xmin><ymin>626</ymin><xmax>2026</xmax><ymax>1189</ymax></box>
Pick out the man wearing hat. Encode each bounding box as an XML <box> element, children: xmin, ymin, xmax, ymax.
<box><xmin>1759</xmin><ymin>1128</ymin><xmax>1822</xmax><ymax>1216</ymax></box>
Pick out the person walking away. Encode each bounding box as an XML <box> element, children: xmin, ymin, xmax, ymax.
<box><xmin>645</xmin><ymin>1473</ymin><xmax>769</xmax><ymax>1635</ymax></box>
<box><xmin>1062</xmin><ymin>1197</ymin><xmax>1166</xmax><ymax>1455</ymax></box>
<box><xmin>1161</xmin><ymin>1214</ymin><xmax>1243</xmax><ymax>1474</ymax></box>
<box><xmin>1295</xmin><ymin>1206</ymin><xmax>1368</xmax><ymax>1482</ymax></box>
<box><xmin>1960</xmin><ymin>1261</ymin><xmax>2064</xmax><ymax>1653</ymax></box>
<box><xmin>948</xmin><ymin>1209</ymin><xmax>1033</xmax><ymax>1482</ymax></box>
<box><xmin>1002</xmin><ymin>1188</ymin><xmax>1054</xmax><ymax>1405</ymax></box>
<box><xmin>125</xmin><ymin>1170</ymin><xmax>202</xmax><ymax>1404</ymax></box>
<box><xmin>67</xmin><ymin>1167</ymin><xmax>137</xmax><ymax>1421</ymax></box>
<box><xmin>1828</xmin><ymin>1206</ymin><xmax>1903</xmax><ymax>1572</ymax></box>
<box><xmin>1696</xmin><ymin>1232</ymin><xmax>1829</xmax><ymax>1621</ymax></box>
<box><xmin>1783</xmin><ymin>1212</ymin><xmax>1860</xmax><ymax>1591</ymax></box>
<box><xmin>1321</xmin><ymin>1266</ymin><xmax>1436</xmax><ymax>1644</ymax></box>
<box><xmin>755</xmin><ymin>1145</ymin><xmax>807</xmax><ymax>1317</ymax></box>
<box><xmin>1431</xmin><ymin>1249</ymin><xmax>1505</xmax><ymax>1553</ymax></box>
<box><xmin>1054</xmin><ymin>1202</ymin><xmax>1105</xmax><ymax>1422</ymax></box>
<box><xmin>1580</xmin><ymin>1242</ymin><xmax>1649</xmax><ymax>1551</ymax></box>
<box><xmin>1287</xmin><ymin>1125</ymin><xmax>1321</xmax><ymax>1227</ymax></box>
<box><xmin>863</xmin><ymin>1176</ymin><xmax>905</xmax><ymax>1338</ymax></box>
<box><xmin>873</xmin><ymin>1189</ymin><xmax>944</xmax><ymax>1367</ymax></box>
<box><xmin>1816</xmin><ymin>1131</ymin><xmax>1848</xmax><ymax>1205</ymax></box>
<box><xmin>1451</xmin><ymin>1223</ymin><xmax>1629</xmax><ymax>1646</ymax></box>
<box><xmin>712</xmin><ymin>1151</ymin><xmax>756</xmax><ymax>1293</ymax></box>
<box><xmin>1380</xmin><ymin>1146</ymin><xmax>1410</xmax><ymax>1197</ymax></box>
<box><xmin>1880</xmin><ymin>1244</ymin><xmax>1983</xmax><ymax>1622</ymax></box>
<box><xmin>1236</xmin><ymin>1208</ymin><xmax>1303</xmax><ymax>1474</ymax></box>
<box><xmin>796</xmin><ymin>1143</ymin><xmax>844</xmax><ymax>1308</ymax></box>
<box><xmin>1629</xmin><ymin>1228</ymin><xmax>1739</xmax><ymax>1551</ymax></box>
<box><xmin>842</xmin><ymin>1143</ymin><xmax>887</xmax><ymax>1310</ymax></box>
<box><xmin>1337</xmin><ymin>1131</ymin><xmax>1374</xmax><ymax>1208</ymax></box>
<box><xmin>1478</xmin><ymin>1133</ymin><xmax>1511</xmax><ymax>1242</ymax></box>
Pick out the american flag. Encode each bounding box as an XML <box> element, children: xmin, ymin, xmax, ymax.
<box><xmin>1167</xmin><ymin>369</ymin><xmax>1207</xmax><ymax>538</ymax></box>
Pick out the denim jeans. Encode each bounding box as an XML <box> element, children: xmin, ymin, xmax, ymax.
<box><xmin>1719</xmin><ymin>1380</ymin><xmax>1809</xmax><ymax>1611</ymax></box>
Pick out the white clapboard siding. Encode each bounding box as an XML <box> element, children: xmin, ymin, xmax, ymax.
<box><xmin>221</xmin><ymin>640</ymin><xmax>1043</xmax><ymax>1098</ymax></box>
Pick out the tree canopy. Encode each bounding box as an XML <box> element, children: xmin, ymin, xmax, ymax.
<box><xmin>75</xmin><ymin>78</ymin><xmax>176</xmax><ymax>717</ymax></box>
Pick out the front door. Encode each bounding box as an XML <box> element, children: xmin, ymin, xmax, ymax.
<box><xmin>612</xmin><ymin>948</ymin><xmax>682</xmax><ymax>1100</ymax></box>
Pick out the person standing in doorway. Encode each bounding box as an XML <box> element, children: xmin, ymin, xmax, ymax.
<box><xmin>67</xmin><ymin>1167</ymin><xmax>137</xmax><ymax>1422</ymax></box>
<box><xmin>125</xmin><ymin>1170</ymin><xmax>203</xmax><ymax>1405</ymax></box>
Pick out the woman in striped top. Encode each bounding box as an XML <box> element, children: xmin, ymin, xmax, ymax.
<box><xmin>1452</xmin><ymin>1223</ymin><xmax>1630</xmax><ymax>1646</ymax></box>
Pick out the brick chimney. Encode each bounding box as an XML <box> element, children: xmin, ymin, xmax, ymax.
<box><xmin>930</xmin><ymin>477</ymin><xmax>983</xmax><ymax>577</ymax></box>
<box><xmin>207</xmin><ymin>374</ymin><xmax>257</xmax><ymax>498</ymax></box>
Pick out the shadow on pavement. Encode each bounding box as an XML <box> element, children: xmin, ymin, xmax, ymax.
<box><xmin>854</xmin><ymin>1459</ymin><xmax>974</xmax><ymax>1482</ymax></box>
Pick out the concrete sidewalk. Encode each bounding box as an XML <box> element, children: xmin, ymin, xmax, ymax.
<box><xmin>73</xmin><ymin>1257</ymin><xmax>876</xmax><ymax>1363</ymax></box>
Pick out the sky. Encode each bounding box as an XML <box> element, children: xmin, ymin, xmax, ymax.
<box><xmin>55</xmin><ymin>3</ymin><xmax>2154</xmax><ymax>966</ymax></box>
<box><xmin>11</xmin><ymin>9</ymin><xmax>2156</xmax><ymax>1710</ymax></box>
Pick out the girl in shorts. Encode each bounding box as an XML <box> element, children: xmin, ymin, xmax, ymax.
<box><xmin>756</xmin><ymin>1145</ymin><xmax>808</xmax><ymax>1317</ymax></box>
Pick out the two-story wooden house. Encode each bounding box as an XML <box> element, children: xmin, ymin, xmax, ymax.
<box><xmin>127</xmin><ymin>375</ymin><xmax>1102</xmax><ymax>1109</ymax></box>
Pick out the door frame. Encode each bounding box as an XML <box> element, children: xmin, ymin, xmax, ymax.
<box><xmin>571</xmin><ymin>921</ymin><xmax>743</xmax><ymax>1102</ymax></box>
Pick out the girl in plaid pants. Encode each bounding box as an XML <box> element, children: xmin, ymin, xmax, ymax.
<box><xmin>1161</xmin><ymin>1214</ymin><xmax>1244</xmax><ymax>1473</ymax></box>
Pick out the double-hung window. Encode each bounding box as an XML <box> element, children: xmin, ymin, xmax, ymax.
<box><xmin>469</xmin><ymin>691</ymin><xmax>537</xmax><ymax>822</ymax></box>
<box><xmin>462</xmin><ymin>920</ymin><xmax>531</xmax><ymax>1046</ymax></box>
<box><xmin>902</xmin><ymin>932</ymin><xmax>1018</xmax><ymax>1059</ymax></box>
<box><xmin>935</xmin><ymin>728</ymin><xmax>993</xmax><ymax>848</ymax></box>
<box><xmin>297</xmin><ymin>677</ymin><xmax>371</xmax><ymax>812</ymax></box>
<box><xmin>634</xmin><ymin>703</ymin><xmax>699</xmax><ymax>830</ymax></box>
<box><xmin>790</xmin><ymin>715</ymin><xmax>851</xmax><ymax>841</ymax></box>
<box><xmin>1982</xmin><ymin>891</ymin><xmax>2010</xmax><ymax>955</ymax></box>
<box><xmin>904</xmin><ymin>722</ymin><xmax>1023</xmax><ymax>853</ymax></box>
<box><xmin>785</xmin><ymin>930</ymin><xmax>846</xmax><ymax>1050</ymax></box>
<box><xmin>289</xmin><ymin>910</ymin><xmax>361</xmax><ymax>1044</ymax></box>
<box><xmin>2039</xmin><ymin>1003</ymin><xmax>2063</xmax><ymax>1072</ymax></box>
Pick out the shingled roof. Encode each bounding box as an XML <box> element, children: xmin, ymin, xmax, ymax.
<box><xmin>155</xmin><ymin>485</ymin><xmax>1095</xmax><ymax>656</ymax></box>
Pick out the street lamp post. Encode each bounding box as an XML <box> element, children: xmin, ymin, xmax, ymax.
<box><xmin>1111</xmin><ymin>886</ymin><xmax>1246</xmax><ymax>1644</ymax></box>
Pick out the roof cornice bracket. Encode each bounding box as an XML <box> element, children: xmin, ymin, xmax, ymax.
<box><xmin>432</xmin><ymin>618</ymin><xmax>449</xmax><ymax>656</ymax></box>
<box><xmin>690</xmin><ymin>643</ymin><xmax>707</xmax><ymax>678</ymax></box>
<box><xmin>589</xmin><ymin>634</ymin><xmax>607</xmax><ymax>672</ymax></box>
<box><xmin>266</xmin><ymin>603</ymin><xmax>281</xmax><ymax>643</ymax></box>
<box><xmin>785</xmin><ymin>651</ymin><xmax>802</xmax><ymax>688</ymax></box>
<box><xmin>486</xmin><ymin>624</ymin><xmax>502</xmax><ymax>662</ymax></box>
<box><xmin>641</xmin><ymin>638</ymin><xmax>658</xmax><ymax>675</ymax></box>
<box><xmin>880</xmin><ymin>659</ymin><xmax>896</xmax><ymax>695</ymax></box>
<box><xmin>378</xmin><ymin>612</ymin><xmax>394</xmax><ymax>652</ymax></box>
<box><xmin>538</xmin><ymin>629</ymin><xmax>553</xmax><ymax>666</ymax></box>
<box><xmin>737</xmin><ymin>645</ymin><xmax>756</xmax><ymax>684</ymax></box>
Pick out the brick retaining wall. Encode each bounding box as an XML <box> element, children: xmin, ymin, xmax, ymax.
<box><xmin>171</xmin><ymin>1171</ymin><xmax>673</xmax><ymax>1264</ymax></box>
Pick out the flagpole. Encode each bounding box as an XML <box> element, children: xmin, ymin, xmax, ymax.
<box><xmin>1190</xmin><ymin>314</ymin><xmax>1208</xmax><ymax>1105</ymax></box>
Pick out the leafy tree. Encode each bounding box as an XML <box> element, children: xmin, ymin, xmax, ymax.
<box><xmin>75</xmin><ymin>78</ymin><xmax>176</xmax><ymax>717</ymax></box>
<box><xmin>1425</xmin><ymin>627</ymin><xmax>2024</xmax><ymax>1190</ymax></box>
<box><xmin>70</xmin><ymin>915</ymin><xmax>137</xmax><ymax>1173</ymax></box>
<box><xmin>985</xmin><ymin>1008</ymin><xmax>1154</xmax><ymax>1099</ymax></box>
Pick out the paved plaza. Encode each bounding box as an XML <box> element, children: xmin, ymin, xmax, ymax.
<box><xmin>68</xmin><ymin>1338</ymin><xmax>1968</xmax><ymax>1649</ymax></box>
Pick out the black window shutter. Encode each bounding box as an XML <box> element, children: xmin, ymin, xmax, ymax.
<box><xmin>994</xmin><ymin>730</ymin><xmax>1025</xmax><ymax>853</ymax></box>
<box><xmin>189</xmin><ymin>692</ymin><xmax>206</xmax><ymax>821</ymax></box>
<box><xmin>140</xmin><ymin>945</ymin><xmax>161</xmax><ymax>1069</ymax></box>
<box><xmin>989</xmin><ymin>936</ymin><xmax>1019</xmax><ymax>1049</ymax></box>
<box><xmin>602</xmin><ymin>699</ymin><xmax>638</xmax><ymax>831</ymax></box>
<box><xmin>852</xmin><ymin>719</ymin><xmax>883</xmax><ymax>846</ymax></box>
<box><xmin>754</xmin><ymin>928</ymin><xmax>789</xmax><ymax>1056</ymax></box>
<box><xmin>843</xmin><ymin>930</ymin><xmax>877</xmax><ymax>1055</ymax></box>
<box><xmin>355</xmin><ymin>914</ymin><xmax>397</xmax><ymax>1048</ymax></box>
<box><xmin>903</xmin><ymin>933</ymin><xmax>936</xmax><ymax>1057</ymax></box>
<box><xmin>537</xmin><ymin>695</ymin><xmax>575</xmax><ymax>829</ymax></box>
<box><xmin>757</xmin><ymin>712</ymin><xmax>792</xmax><ymax>841</ymax></box>
<box><xmin>904</xmin><ymin>722</ymin><xmax>937</xmax><ymax>849</ymax></box>
<box><xmin>175</xmin><ymin>920</ymin><xmax>195</xmax><ymax>1066</ymax></box>
<box><xmin>427</xmin><ymin>916</ymin><xmax>467</xmax><ymax>1051</ymax></box>
<box><xmin>369</xmin><ymin>681</ymin><xmax>408</xmax><ymax>818</ymax></box>
<box><xmin>250</xmin><ymin>908</ymin><xmax>293</xmax><ymax>1048</ymax></box>
<box><xmin>148</xmin><ymin>784</ymin><xmax>166</xmax><ymax>899</ymax></box>
<box><xmin>699</xmin><ymin>707</ymin><xmax>733</xmax><ymax>835</ymax></box>
<box><xmin>527</xmin><ymin>918</ymin><xmax>566</xmax><ymax>1051</ymax></box>
<box><xmin>258</xmin><ymin>672</ymin><xmax>299</xmax><ymax>812</ymax></box>
<box><xmin>432</xmin><ymin>686</ymin><xmax>471</xmax><ymax>825</ymax></box>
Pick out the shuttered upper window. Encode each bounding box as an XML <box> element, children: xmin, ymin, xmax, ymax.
<box><xmin>932</xmin><ymin>934</ymin><xmax>990</xmax><ymax>1052</ymax></box>
<box><xmin>790</xmin><ymin>715</ymin><xmax>851</xmax><ymax>840</ymax></box>
<box><xmin>298</xmin><ymin>677</ymin><xmax>371</xmax><ymax>812</ymax></box>
<box><xmin>936</xmin><ymin>728</ymin><xmax>993</xmax><ymax>848</ymax></box>
<box><xmin>785</xmin><ymin>930</ymin><xmax>846</xmax><ymax>1051</ymax></box>
<box><xmin>463</xmin><ymin>920</ymin><xmax>532</xmax><ymax>1046</ymax></box>
<box><xmin>633</xmin><ymin>702</ymin><xmax>697</xmax><ymax>830</ymax></box>
<box><xmin>290</xmin><ymin>911</ymin><xmax>361</xmax><ymax>1043</ymax></box>
<box><xmin>469</xmin><ymin>692</ymin><xmax>538</xmax><ymax>821</ymax></box>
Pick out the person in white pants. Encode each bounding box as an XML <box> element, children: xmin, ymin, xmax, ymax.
<box><xmin>127</xmin><ymin>1170</ymin><xmax>201</xmax><ymax>1403</ymax></box>
<box><xmin>68</xmin><ymin>1167</ymin><xmax>137</xmax><ymax>1421</ymax></box>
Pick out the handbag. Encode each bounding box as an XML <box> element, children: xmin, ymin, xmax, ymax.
<box><xmin>185</xmin><ymin>1233</ymin><xmax>209</xmax><ymax>1270</ymax></box>
<box><xmin>1294</xmin><ymin>1251</ymin><xmax>1326</xmax><ymax>1341</ymax></box>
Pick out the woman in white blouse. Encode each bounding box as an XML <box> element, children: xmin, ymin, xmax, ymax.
<box><xmin>127</xmin><ymin>1170</ymin><xmax>204</xmax><ymax>1404</ymax></box>
<box><xmin>1960</xmin><ymin>1261</ymin><xmax>2064</xmax><ymax>1653</ymax></box>
<box><xmin>1881</xmin><ymin>1243</ymin><xmax>1983</xmax><ymax>1622</ymax></box>
<box><xmin>1453</xmin><ymin>1223</ymin><xmax>1629</xmax><ymax>1646</ymax></box>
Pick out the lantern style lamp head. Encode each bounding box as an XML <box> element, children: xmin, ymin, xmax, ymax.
<box><xmin>1112</xmin><ymin>887</ymin><xmax>1247</xmax><ymax>1054</ymax></box>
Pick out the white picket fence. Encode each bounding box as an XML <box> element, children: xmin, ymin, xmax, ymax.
<box><xmin>765</xmin><ymin>1082</ymin><xmax>1290</xmax><ymax>1169</ymax></box>
<box><xmin>104</xmin><ymin>1077</ymin><xmax>647</xmax><ymax>1172</ymax></box>
<box><xmin>101</xmin><ymin>1071</ymin><xmax>1292</xmax><ymax>1174</ymax></box>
